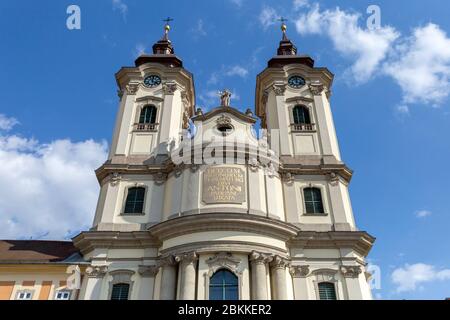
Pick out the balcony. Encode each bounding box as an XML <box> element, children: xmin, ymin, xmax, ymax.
<box><xmin>291</xmin><ymin>123</ymin><xmax>315</xmax><ymax>132</ymax></box>
<box><xmin>133</xmin><ymin>123</ymin><xmax>158</xmax><ymax>132</ymax></box>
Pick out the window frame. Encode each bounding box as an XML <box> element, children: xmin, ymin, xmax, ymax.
<box><xmin>110</xmin><ymin>283</ymin><xmax>131</xmax><ymax>301</ymax></box>
<box><xmin>54</xmin><ymin>290</ymin><xmax>71</xmax><ymax>300</ymax></box>
<box><xmin>317</xmin><ymin>282</ymin><xmax>338</xmax><ymax>300</ymax></box>
<box><xmin>300</xmin><ymin>185</ymin><xmax>328</xmax><ymax>216</ymax></box>
<box><xmin>16</xmin><ymin>290</ymin><xmax>34</xmax><ymax>300</ymax></box>
<box><xmin>209</xmin><ymin>269</ymin><xmax>239</xmax><ymax>300</ymax></box>
<box><xmin>139</xmin><ymin>105</ymin><xmax>158</xmax><ymax>125</ymax></box>
<box><xmin>121</xmin><ymin>185</ymin><xmax>147</xmax><ymax>216</ymax></box>
<box><xmin>108</xmin><ymin>270</ymin><xmax>135</xmax><ymax>301</ymax></box>
<box><xmin>292</xmin><ymin>105</ymin><xmax>311</xmax><ymax>125</ymax></box>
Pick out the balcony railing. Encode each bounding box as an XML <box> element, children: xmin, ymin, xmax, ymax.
<box><xmin>291</xmin><ymin>123</ymin><xmax>315</xmax><ymax>132</ymax></box>
<box><xmin>133</xmin><ymin>123</ymin><xmax>158</xmax><ymax>132</ymax></box>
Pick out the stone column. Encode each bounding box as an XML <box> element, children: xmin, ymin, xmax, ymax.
<box><xmin>176</xmin><ymin>252</ymin><xmax>198</xmax><ymax>300</ymax></box>
<box><xmin>138</xmin><ymin>265</ymin><xmax>159</xmax><ymax>300</ymax></box>
<box><xmin>249</xmin><ymin>251</ymin><xmax>270</xmax><ymax>300</ymax></box>
<box><xmin>290</xmin><ymin>265</ymin><xmax>310</xmax><ymax>300</ymax></box>
<box><xmin>270</xmin><ymin>256</ymin><xmax>290</xmax><ymax>300</ymax></box>
<box><xmin>81</xmin><ymin>265</ymin><xmax>108</xmax><ymax>300</ymax></box>
<box><xmin>341</xmin><ymin>266</ymin><xmax>364</xmax><ymax>300</ymax></box>
<box><xmin>157</xmin><ymin>255</ymin><xmax>177</xmax><ymax>300</ymax></box>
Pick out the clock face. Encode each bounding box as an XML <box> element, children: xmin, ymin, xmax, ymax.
<box><xmin>288</xmin><ymin>75</ymin><xmax>306</xmax><ymax>88</ymax></box>
<box><xmin>143</xmin><ymin>75</ymin><xmax>161</xmax><ymax>88</ymax></box>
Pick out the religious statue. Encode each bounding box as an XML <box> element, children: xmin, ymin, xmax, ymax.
<box><xmin>219</xmin><ymin>89</ymin><xmax>232</xmax><ymax>107</ymax></box>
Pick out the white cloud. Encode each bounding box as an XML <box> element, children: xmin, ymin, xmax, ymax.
<box><xmin>112</xmin><ymin>0</ymin><xmax>128</xmax><ymax>20</ymax></box>
<box><xmin>415</xmin><ymin>210</ymin><xmax>432</xmax><ymax>218</ymax></box>
<box><xmin>384</xmin><ymin>24</ymin><xmax>450</xmax><ymax>106</ymax></box>
<box><xmin>293</xmin><ymin>0</ymin><xmax>310</xmax><ymax>10</ymax></box>
<box><xmin>229</xmin><ymin>0</ymin><xmax>243</xmax><ymax>8</ymax></box>
<box><xmin>0</xmin><ymin>123</ymin><xmax>108</xmax><ymax>240</ymax></box>
<box><xmin>391</xmin><ymin>263</ymin><xmax>450</xmax><ymax>292</ymax></box>
<box><xmin>295</xmin><ymin>4</ymin><xmax>399</xmax><ymax>83</ymax></box>
<box><xmin>225</xmin><ymin>65</ymin><xmax>249</xmax><ymax>78</ymax></box>
<box><xmin>0</xmin><ymin>114</ymin><xmax>19</xmax><ymax>131</ymax></box>
<box><xmin>396</xmin><ymin>105</ymin><xmax>410</xmax><ymax>115</ymax></box>
<box><xmin>259</xmin><ymin>6</ymin><xmax>278</xmax><ymax>30</ymax></box>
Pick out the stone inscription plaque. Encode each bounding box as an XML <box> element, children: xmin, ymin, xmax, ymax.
<box><xmin>202</xmin><ymin>167</ymin><xmax>246</xmax><ymax>204</ymax></box>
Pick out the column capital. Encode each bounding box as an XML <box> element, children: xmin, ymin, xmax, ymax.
<box><xmin>85</xmin><ymin>265</ymin><xmax>108</xmax><ymax>278</ymax></box>
<box><xmin>272</xmin><ymin>83</ymin><xmax>286</xmax><ymax>96</ymax></box>
<box><xmin>289</xmin><ymin>265</ymin><xmax>310</xmax><ymax>277</ymax></box>
<box><xmin>340</xmin><ymin>265</ymin><xmax>362</xmax><ymax>278</ymax></box>
<box><xmin>249</xmin><ymin>251</ymin><xmax>272</xmax><ymax>265</ymax></box>
<box><xmin>156</xmin><ymin>254</ymin><xmax>177</xmax><ymax>268</ymax></box>
<box><xmin>269</xmin><ymin>255</ymin><xmax>291</xmax><ymax>270</ymax></box>
<box><xmin>175</xmin><ymin>251</ymin><xmax>198</xmax><ymax>264</ymax></box>
<box><xmin>309</xmin><ymin>81</ymin><xmax>326</xmax><ymax>96</ymax></box>
<box><xmin>125</xmin><ymin>83</ymin><xmax>139</xmax><ymax>95</ymax></box>
<box><xmin>138</xmin><ymin>265</ymin><xmax>159</xmax><ymax>277</ymax></box>
<box><xmin>163</xmin><ymin>81</ymin><xmax>177</xmax><ymax>95</ymax></box>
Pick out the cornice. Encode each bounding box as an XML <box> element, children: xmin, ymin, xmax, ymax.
<box><xmin>72</xmin><ymin>231</ymin><xmax>160</xmax><ymax>255</ymax></box>
<box><xmin>148</xmin><ymin>213</ymin><xmax>300</xmax><ymax>242</ymax></box>
<box><xmin>287</xmin><ymin>231</ymin><xmax>376</xmax><ymax>257</ymax></box>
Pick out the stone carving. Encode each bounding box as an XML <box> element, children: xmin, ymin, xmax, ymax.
<box><xmin>269</xmin><ymin>255</ymin><xmax>291</xmax><ymax>269</ymax></box>
<box><xmin>162</xmin><ymin>82</ymin><xmax>177</xmax><ymax>95</ymax></box>
<box><xmin>327</xmin><ymin>172</ymin><xmax>339</xmax><ymax>186</ymax></box>
<box><xmin>153</xmin><ymin>172</ymin><xmax>167</xmax><ymax>185</ymax></box>
<box><xmin>216</xmin><ymin>114</ymin><xmax>232</xmax><ymax>127</ymax></box>
<box><xmin>340</xmin><ymin>265</ymin><xmax>362</xmax><ymax>278</ymax></box>
<box><xmin>202</xmin><ymin>167</ymin><xmax>246</xmax><ymax>204</ymax></box>
<box><xmin>175</xmin><ymin>251</ymin><xmax>198</xmax><ymax>264</ymax></box>
<box><xmin>206</xmin><ymin>252</ymin><xmax>242</xmax><ymax>275</ymax></box>
<box><xmin>138</xmin><ymin>265</ymin><xmax>159</xmax><ymax>277</ymax></box>
<box><xmin>262</xmin><ymin>89</ymin><xmax>269</xmax><ymax>105</ymax></box>
<box><xmin>219</xmin><ymin>89</ymin><xmax>232</xmax><ymax>106</ymax></box>
<box><xmin>272</xmin><ymin>83</ymin><xmax>286</xmax><ymax>96</ymax></box>
<box><xmin>281</xmin><ymin>172</ymin><xmax>294</xmax><ymax>183</ymax></box>
<box><xmin>85</xmin><ymin>265</ymin><xmax>108</xmax><ymax>278</ymax></box>
<box><xmin>290</xmin><ymin>265</ymin><xmax>310</xmax><ymax>277</ymax></box>
<box><xmin>126</xmin><ymin>83</ymin><xmax>139</xmax><ymax>95</ymax></box>
<box><xmin>309</xmin><ymin>81</ymin><xmax>325</xmax><ymax>96</ymax></box>
<box><xmin>109</xmin><ymin>172</ymin><xmax>122</xmax><ymax>187</ymax></box>
<box><xmin>249</xmin><ymin>251</ymin><xmax>272</xmax><ymax>265</ymax></box>
<box><xmin>156</xmin><ymin>255</ymin><xmax>176</xmax><ymax>268</ymax></box>
<box><xmin>248</xmin><ymin>157</ymin><xmax>260</xmax><ymax>171</ymax></box>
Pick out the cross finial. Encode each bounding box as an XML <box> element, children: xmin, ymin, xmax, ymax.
<box><xmin>162</xmin><ymin>17</ymin><xmax>173</xmax><ymax>40</ymax></box>
<box><xmin>278</xmin><ymin>17</ymin><xmax>288</xmax><ymax>39</ymax></box>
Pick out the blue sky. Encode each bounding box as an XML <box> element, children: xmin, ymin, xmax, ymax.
<box><xmin>0</xmin><ymin>0</ymin><xmax>449</xmax><ymax>299</ymax></box>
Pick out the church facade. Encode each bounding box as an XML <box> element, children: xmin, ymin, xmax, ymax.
<box><xmin>0</xmin><ymin>22</ymin><xmax>375</xmax><ymax>300</ymax></box>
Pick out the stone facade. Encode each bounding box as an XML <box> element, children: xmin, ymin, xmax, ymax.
<box><xmin>70</xmin><ymin>23</ymin><xmax>376</xmax><ymax>301</ymax></box>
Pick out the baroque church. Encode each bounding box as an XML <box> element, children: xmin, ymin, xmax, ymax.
<box><xmin>0</xmin><ymin>21</ymin><xmax>374</xmax><ymax>300</ymax></box>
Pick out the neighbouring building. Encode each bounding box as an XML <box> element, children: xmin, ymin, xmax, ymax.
<box><xmin>0</xmin><ymin>21</ymin><xmax>375</xmax><ymax>300</ymax></box>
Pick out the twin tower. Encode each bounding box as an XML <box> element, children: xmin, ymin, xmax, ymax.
<box><xmin>73</xmin><ymin>21</ymin><xmax>375</xmax><ymax>300</ymax></box>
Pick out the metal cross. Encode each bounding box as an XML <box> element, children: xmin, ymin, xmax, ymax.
<box><xmin>278</xmin><ymin>17</ymin><xmax>288</xmax><ymax>24</ymax></box>
<box><xmin>163</xmin><ymin>17</ymin><xmax>173</xmax><ymax>25</ymax></box>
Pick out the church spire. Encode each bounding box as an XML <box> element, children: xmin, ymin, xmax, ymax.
<box><xmin>152</xmin><ymin>17</ymin><xmax>175</xmax><ymax>55</ymax></box>
<box><xmin>135</xmin><ymin>17</ymin><xmax>183</xmax><ymax>67</ymax></box>
<box><xmin>276</xmin><ymin>17</ymin><xmax>297</xmax><ymax>56</ymax></box>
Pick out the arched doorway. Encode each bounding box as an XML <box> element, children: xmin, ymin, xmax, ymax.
<box><xmin>209</xmin><ymin>269</ymin><xmax>238</xmax><ymax>300</ymax></box>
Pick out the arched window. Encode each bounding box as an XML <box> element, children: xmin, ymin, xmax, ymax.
<box><xmin>318</xmin><ymin>282</ymin><xmax>337</xmax><ymax>300</ymax></box>
<box><xmin>209</xmin><ymin>269</ymin><xmax>238</xmax><ymax>300</ymax></box>
<box><xmin>303</xmin><ymin>187</ymin><xmax>324</xmax><ymax>214</ymax></box>
<box><xmin>110</xmin><ymin>283</ymin><xmax>130</xmax><ymax>300</ymax></box>
<box><xmin>293</xmin><ymin>105</ymin><xmax>311</xmax><ymax>124</ymax></box>
<box><xmin>124</xmin><ymin>187</ymin><xmax>145</xmax><ymax>214</ymax></box>
<box><xmin>139</xmin><ymin>105</ymin><xmax>157</xmax><ymax>124</ymax></box>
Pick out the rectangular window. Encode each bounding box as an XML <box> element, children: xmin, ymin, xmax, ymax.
<box><xmin>55</xmin><ymin>290</ymin><xmax>71</xmax><ymax>300</ymax></box>
<box><xmin>111</xmin><ymin>283</ymin><xmax>130</xmax><ymax>300</ymax></box>
<box><xmin>16</xmin><ymin>291</ymin><xmax>33</xmax><ymax>300</ymax></box>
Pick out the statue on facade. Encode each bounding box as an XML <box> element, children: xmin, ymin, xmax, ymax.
<box><xmin>219</xmin><ymin>89</ymin><xmax>232</xmax><ymax>107</ymax></box>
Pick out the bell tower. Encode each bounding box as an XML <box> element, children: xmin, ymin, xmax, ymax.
<box><xmin>109</xmin><ymin>19</ymin><xmax>195</xmax><ymax>160</ymax></box>
<box><xmin>255</xmin><ymin>20</ymin><xmax>341</xmax><ymax>164</ymax></box>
